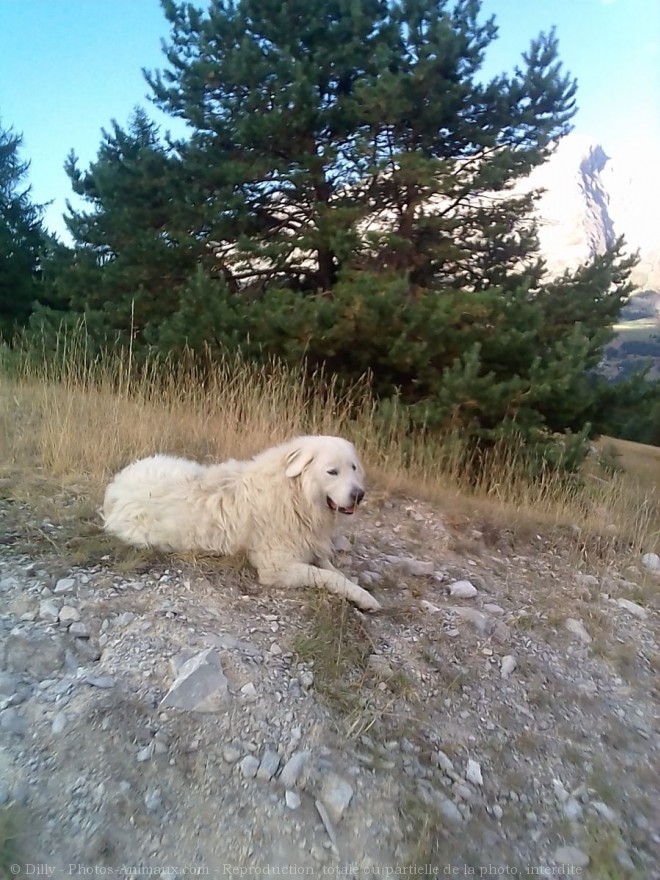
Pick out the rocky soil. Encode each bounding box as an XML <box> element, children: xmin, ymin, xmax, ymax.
<box><xmin>0</xmin><ymin>485</ymin><xmax>658</xmax><ymax>878</ymax></box>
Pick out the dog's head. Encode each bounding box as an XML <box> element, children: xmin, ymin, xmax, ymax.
<box><xmin>284</xmin><ymin>436</ymin><xmax>365</xmax><ymax>515</ymax></box>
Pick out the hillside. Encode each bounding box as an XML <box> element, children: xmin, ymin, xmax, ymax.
<box><xmin>1</xmin><ymin>371</ymin><xmax>659</xmax><ymax>878</ymax></box>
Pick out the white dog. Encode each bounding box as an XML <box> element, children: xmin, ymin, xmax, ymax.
<box><xmin>102</xmin><ymin>435</ymin><xmax>380</xmax><ymax>612</ymax></box>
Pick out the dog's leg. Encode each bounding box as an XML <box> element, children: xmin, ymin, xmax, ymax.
<box><xmin>257</xmin><ymin>561</ymin><xmax>381</xmax><ymax>612</ymax></box>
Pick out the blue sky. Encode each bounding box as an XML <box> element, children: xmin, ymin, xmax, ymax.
<box><xmin>1</xmin><ymin>0</ymin><xmax>658</xmax><ymax>240</ymax></box>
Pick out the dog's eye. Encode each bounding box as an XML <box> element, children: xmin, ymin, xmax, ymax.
<box><xmin>351</xmin><ymin>464</ymin><xmax>357</xmax><ymax>471</ymax></box>
<box><xmin>327</xmin><ymin>468</ymin><xmax>338</xmax><ymax>476</ymax></box>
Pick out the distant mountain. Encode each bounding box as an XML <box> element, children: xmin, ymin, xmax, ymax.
<box><xmin>522</xmin><ymin>136</ymin><xmax>660</xmax><ymax>381</ymax></box>
<box><xmin>526</xmin><ymin>135</ymin><xmax>660</xmax><ymax>292</ymax></box>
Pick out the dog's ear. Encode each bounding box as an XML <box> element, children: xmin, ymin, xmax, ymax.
<box><xmin>285</xmin><ymin>445</ymin><xmax>316</xmax><ymax>478</ymax></box>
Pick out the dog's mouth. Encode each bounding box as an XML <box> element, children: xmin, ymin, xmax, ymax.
<box><xmin>327</xmin><ymin>497</ymin><xmax>356</xmax><ymax>515</ymax></box>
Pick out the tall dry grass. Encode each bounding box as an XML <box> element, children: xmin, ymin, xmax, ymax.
<box><xmin>1</xmin><ymin>327</ymin><xmax>658</xmax><ymax>555</ymax></box>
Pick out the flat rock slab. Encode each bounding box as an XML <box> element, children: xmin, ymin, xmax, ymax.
<box><xmin>160</xmin><ymin>648</ymin><xmax>230</xmax><ymax>713</ymax></box>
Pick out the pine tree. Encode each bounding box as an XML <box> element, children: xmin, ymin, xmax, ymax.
<box><xmin>57</xmin><ymin>0</ymin><xmax>640</xmax><ymax>456</ymax></box>
<box><xmin>55</xmin><ymin>109</ymin><xmax>196</xmax><ymax>342</ymax></box>
<box><xmin>146</xmin><ymin>0</ymin><xmax>576</xmax><ymax>295</ymax></box>
<box><xmin>0</xmin><ymin>123</ymin><xmax>54</xmax><ymax>339</ymax></box>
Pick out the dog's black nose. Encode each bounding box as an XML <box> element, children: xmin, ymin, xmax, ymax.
<box><xmin>354</xmin><ymin>489</ymin><xmax>365</xmax><ymax>505</ymax></box>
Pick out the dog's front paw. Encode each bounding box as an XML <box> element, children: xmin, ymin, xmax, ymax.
<box><xmin>358</xmin><ymin>592</ymin><xmax>382</xmax><ymax>613</ymax></box>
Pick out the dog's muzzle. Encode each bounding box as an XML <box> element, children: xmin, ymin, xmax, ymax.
<box><xmin>327</xmin><ymin>489</ymin><xmax>364</xmax><ymax>515</ymax></box>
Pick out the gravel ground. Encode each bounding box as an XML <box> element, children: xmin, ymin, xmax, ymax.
<box><xmin>0</xmin><ymin>487</ymin><xmax>658</xmax><ymax>878</ymax></box>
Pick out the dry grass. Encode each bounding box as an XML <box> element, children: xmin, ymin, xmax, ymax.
<box><xmin>1</xmin><ymin>330</ymin><xmax>658</xmax><ymax>557</ymax></box>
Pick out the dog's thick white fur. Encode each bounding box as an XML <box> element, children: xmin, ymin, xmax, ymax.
<box><xmin>102</xmin><ymin>435</ymin><xmax>380</xmax><ymax>612</ymax></box>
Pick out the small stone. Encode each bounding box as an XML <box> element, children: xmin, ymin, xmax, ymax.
<box><xmin>0</xmin><ymin>576</ymin><xmax>20</xmax><ymax>591</ymax></box>
<box><xmin>39</xmin><ymin>600</ymin><xmax>59</xmax><ymax>622</ymax></box>
<box><xmin>501</xmin><ymin>655</ymin><xmax>517</xmax><ymax>678</ymax></box>
<box><xmin>591</xmin><ymin>801</ymin><xmax>617</xmax><ymax>822</ymax></box>
<box><xmin>466</xmin><ymin>759</ymin><xmax>483</xmax><ymax>786</ymax></box>
<box><xmin>144</xmin><ymin>788</ymin><xmax>163</xmax><ymax>814</ymax></box>
<box><xmin>333</xmin><ymin>536</ymin><xmax>352</xmax><ymax>553</ymax></box>
<box><xmin>419</xmin><ymin>600</ymin><xmax>441</xmax><ymax>614</ymax></box>
<box><xmin>434</xmin><ymin>750</ymin><xmax>455</xmax><ymax>773</ymax></box>
<box><xmin>74</xmin><ymin>640</ymin><xmax>101</xmax><ymax>662</ymax></box>
<box><xmin>83</xmin><ymin>674</ymin><xmax>115</xmax><ymax>689</ymax></box>
<box><xmin>562</xmin><ymin>798</ymin><xmax>582</xmax><ymax>821</ymax></box>
<box><xmin>401</xmin><ymin>559</ymin><xmax>434</xmax><ymax>577</ymax></box>
<box><xmin>453</xmin><ymin>783</ymin><xmax>477</xmax><ymax>803</ymax></box>
<box><xmin>641</xmin><ymin>552</ymin><xmax>660</xmax><ymax>573</ymax></box>
<box><xmin>285</xmin><ymin>790</ymin><xmax>301</xmax><ymax>810</ymax></box>
<box><xmin>54</xmin><ymin>578</ymin><xmax>76</xmax><ymax>594</ymax></box>
<box><xmin>483</xmin><ymin>603</ymin><xmax>505</xmax><ymax>615</ymax></box>
<box><xmin>279</xmin><ymin>750</ymin><xmax>311</xmax><ymax>789</ymax></box>
<box><xmin>257</xmin><ymin>750</ymin><xmax>281</xmax><ymax>781</ymax></box>
<box><xmin>564</xmin><ymin>618</ymin><xmax>592</xmax><ymax>644</ymax></box>
<box><xmin>451</xmin><ymin>607</ymin><xmax>491</xmax><ymax>634</ymax></box>
<box><xmin>240</xmin><ymin>682</ymin><xmax>257</xmax><ymax>700</ymax></box>
<box><xmin>448</xmin><ymin>580</ymin><xmax>478</xmax><ymax>599</ymax></box>
<box><xmin>436</xmin><ymin>795</ymin><xmax>463</xmax><ymax>824</ymax></box>
<box><xmin>222</xmin><ymin>746</ymin><xmax>242</xmax><ymax>764</ymax></box>
<box><xmin>0</xmin><ymin>708</ymin><xmax>27</xmax><ymax>735</ymax></box>
<box><xmin>52</xmin><ymin>711</ymin><xmax>67</xmax><ymax>734</ymax></box>
<box><xmin>553</xmin><ymin>846</ymin><xmax>590</xmax><ymax>868</ymax></box>
<box><xmin>616</xmin><ymin>598</ymin><xmax>648</xmax><ymax>619</ymax></box>
<box><xmin>299</xmin><ymin>671</ymin><xmax>314</xmax><ymax>689</ymax></box>
<box><xmin>160</xmin><ymin>649</ymin><xmax>229</xmax><ymax>713</ymax></box>
<box><xmin>59</xmin><ymin>606</ymin><xmax>81</xmax><ymax>625</ymax></box>
<box><xmin>492</xmin><ymin>804</ymin><xmax>504</xmax><ymax>820</ymax></box>
<box><xmin>319</xmin><ymin>773</ymin><xmax>354</xmax><ymax>822</ymax></box>
<box><xmin>239</xmin><ymin>755</ymin><xmax>260</xmax><ymax>779</ymax></box>
<box><xmin>137</xmin><ymin>745</ymin><xmax>154</xmax><ymax>762</ymax></box>
<box><xmin>69</xmin><ymin>622</ymin><xmax>91</xmax><ymax>638</ymax></box>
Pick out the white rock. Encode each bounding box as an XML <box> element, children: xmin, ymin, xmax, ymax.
<box><xmin>436</xmin><ymin>795</ymin><xmax>464</xmax><ymax>824</ymax></box>
<box><xmin>222</xmin><ymin>746</ymin><xmax>241</xmax><ymax>764</ymax></box>
<box><xmin>159</xmin><ymin>649</ymin><xmax>229</xmax><ymax>713</ymax></box>
<box><xmin>136</xmin><ymin>745</ymin><xmax>153</xmax><ymax>762</ymax></box>
<box><xmin>38</xmin><ymin>600</ymin><xmax>59</xmax><ymax>622</ymax></box>
<box><xmin>466</xmin><ymin>759</ymin><xmax>483</xmax><ymax>786</ymax></box>
<box><xmin>279</xmin><ymin>750</ymin><xmax>311</xmax><ymax>789</ymax></box>
<box><xmin>562</xmin><ymin>798</ymin><xmax>582</xmax><ymax>821</ymax></box>
<box><xmin>553</xmin><ymin>846</ymin><xmax>590</xmax><ymax>868</ymax></box>
<box><xmin>51</xmin><ymin>711</ymin><xmax>67</xmax><ymax>734</ymax></box>
<box><xmin>641</xmin><ymin>552</ymin><xmax>660</xmax><ymax>572</ymax></box>
<box><xmin>256</xmin><ymin>750</ymin><xmax>280</xmax><ymax>781</ymax></box>
<box><xmin>592</xmin><ymin>801</ymin><xmax>617</xmax><ymax>822</ymax></box>
<box><xmin>239</xmin><ymin>755</ymin><xmax>260</xmax><ymax>779</ymax></box>
<box><xmin>54</xmin><ymin>578</ymin><xmax>76</xmax><ymax>594</ymax></box>
<box><xmin>616</xmin><ymin>598</ymin><xmax>648</xmax><ymax>619</ymax></box>
<box><xmin>564</xmin><ymin>618</ymin><xmax>592</xmax><ymax>644</ymax></box>
<box><xmin>240</xmin><ymin>682</ymin><xmax>257</xmax><ymax>699</ymax></box>
<box><xmin>483</xmin><ymin>603</ymin><xmax>505</xmax><ymax>615</ymax></box>
<box><xmin>449</xmin><ymin>580</ymin><xmax>478</xmax><ymax>599</ymax></box>
<box><xmin>434</xmin><ymin>750</ymin><xmax>455</xmax><ymax>773</ymax></box>
<box><xmin>501</xmin><ymin>655</ymin><xmax>517</xmax><ymax>678</ymax></box>
<box><xmin>419</xmin><ymin>600</ymin><xmax>441</xmax><ymax>614</ymax></box>
<box><xmin>285</xmin><ymin>790</ymin><xmax>301</xmax><ymax>810</ymax></box>
<box><xmin>58</xmin><ymin>606</ymin><xmax>81</xmax><ymax>625</ymax></box>
<box><xmin>319</xmin><ymin>773</ymin><xmax>354</xmax><ymax>822</ymax></box>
